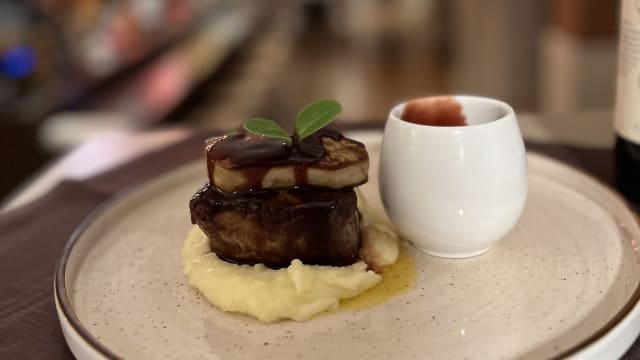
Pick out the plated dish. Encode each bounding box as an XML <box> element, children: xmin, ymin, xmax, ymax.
<box><xmin>56</xmin><ymin>131</ymin><xmax>640</xmax><ymax>359</ymax></box>
<box><xmin>184</xmin><ymin>101</ymin><xmax>403</xmax><ymax>323</ymax></box>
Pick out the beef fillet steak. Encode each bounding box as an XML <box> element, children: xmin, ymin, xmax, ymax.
<box><xmin>189</xmin><ymin>185</ymin><xmax>361</xmax><ymax>269</ymax></box>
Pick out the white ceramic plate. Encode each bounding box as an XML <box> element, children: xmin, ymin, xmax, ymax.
<box><xmin>56</xmin><ymin>132</ymin><xmax>640</xmax><ymax>360</ymax></box>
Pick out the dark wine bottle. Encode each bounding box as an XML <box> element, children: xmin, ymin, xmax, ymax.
<box><xmin>614</xmin><ymin>0</ymin><xmax>640</xmax><ymax>211</ymax></box>
<box><xmin>615</xmin><ymin>137</ymin><xmax>640</xmax><ymax>210</ymax></box>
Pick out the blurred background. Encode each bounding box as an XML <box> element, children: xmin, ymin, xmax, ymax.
<box><xmin>0</xmin><ymin>0</ymin><xmax>619</xmax><ymax>200</ymax></box>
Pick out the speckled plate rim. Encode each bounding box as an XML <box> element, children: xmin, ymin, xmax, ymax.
<box><xmin>55</xmin><ymin>190</ymin><xmax>131</xmax><ymax>360</ymax></box>
<box><xmin>54</xmin><ymin>150</ymin><xmax>640</xmax><ymax>360</ymax></box>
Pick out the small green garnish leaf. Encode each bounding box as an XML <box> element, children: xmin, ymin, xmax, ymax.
<box><xmin>243</xmin><ymin>118</ymin><xmax>292</xmax><ymax>144</ymax></box>
<box><xmin>295</xmin><ymin>99</ymin><xmax>342</xmax><ymax>141</ymax></box>
<box><xmin>241</xmin><ymin>100</ymin><xmax>342</xmax><ymax>144</ymax></box>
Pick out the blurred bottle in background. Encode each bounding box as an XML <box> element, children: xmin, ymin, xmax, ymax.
<box><xmin>614</xmin><ymin>0</ymin><xmax>640</xmax><ymax>210</ymax></box>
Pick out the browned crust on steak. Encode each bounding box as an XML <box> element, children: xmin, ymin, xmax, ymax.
<box><xmin>189</xmin><ymin>185</ymin><xmax>361</xmax><ymax>268</ymax></box>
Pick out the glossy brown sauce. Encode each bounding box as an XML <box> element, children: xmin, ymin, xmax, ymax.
<box><xmin>241</xmin><ymin>167</ymin><xmax>270</xmax><ymax>189</ymax></box>
<box><xmin>293</xmin><ymin>166</ymin><xmax>308</xmax><ymax>184</ymax></box>
<box><xmin>206</xmin><ymin>128</ymin><xmax>344</xmax><ymax>190</ymax></box>
<box><xmin>402</xmin><ymin>96</ymin><xmax>466</xmax><ymax>126</ymax></box>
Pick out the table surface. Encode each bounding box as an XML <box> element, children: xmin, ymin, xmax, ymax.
<box><xmin>2</xmin><ymin>111</ymin><xmax>638</xmax><ymax>360</ymax></box>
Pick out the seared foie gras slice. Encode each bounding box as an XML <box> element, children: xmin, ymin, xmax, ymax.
<box><xmin>189</xmin><ymin>185</ymin><xmax>361</xmax><ymax>269</ymax></box>
<box><xmin>206</xmin><ymin>128</ymin><xmax>368</xmax><ymax>193</ymax></box>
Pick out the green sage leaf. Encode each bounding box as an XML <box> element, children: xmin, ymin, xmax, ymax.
<box><xmin>295</xmin><ymin>99</ymin><xmax>342</xmax><ymax>140</ymax></box>
<box><xmin>243</xmin><ymin>118</ymin><xmax>292</xmax><ymax>144</ymax></box>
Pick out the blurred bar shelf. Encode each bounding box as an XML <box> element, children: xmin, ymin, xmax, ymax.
<box><xmin>66</xmin><ymin>2</ymin><xmax>262</xmax><ymax>126</ymax></box>
<box><xmin>38</xmin><ymin>1</ymin><xmax>263</xmax><ymax>151</ymax></box>
<box><xmin>2</xmin><ymin>0</ymin><xmax>262</xmax><ymax>126</ymax></box>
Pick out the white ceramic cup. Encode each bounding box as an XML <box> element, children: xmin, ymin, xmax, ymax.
<box><xmin>379</xmin><ymin>95</ymin><xmax>528</xmax><ymax>258</ymax></box>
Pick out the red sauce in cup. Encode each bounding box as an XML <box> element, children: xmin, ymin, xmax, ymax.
<box><xmin>402</xmin><ymin>96</ymin><xmax>466</xmax><ymax>126</ymax></box>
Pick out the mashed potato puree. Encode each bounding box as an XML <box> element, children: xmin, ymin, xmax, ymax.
<box><xmin>183</xmin><ymin>226</ymin><xmax>386</xmax><ymax>322</ymax></box>
<box><xmin>182</xmin><ymin>198</ymin><xmax>402</xmax><ymax>323</ymax></box>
